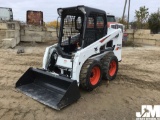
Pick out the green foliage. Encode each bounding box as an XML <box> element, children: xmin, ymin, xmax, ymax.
<box><xmin>117</xmin><ymin>16</ymin><xmax>128</xmax><ymax>26</ymax></box>
<box><xmin>148</xmin><ymin>12</ymin><xmax>160</xmax><ymax>34</ymax></box>
<box><xmin>135</xmin><ymin>6</ymin><xmax>149</xmax><ymax>29</ymax></box>
<box><xmin>130</xmin><ymin>21</ymin><xmax>137</xmax><ymax>29</ymax></box>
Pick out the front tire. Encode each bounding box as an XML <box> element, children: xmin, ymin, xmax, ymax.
<box><xmin>80</xmin><ymin>59</ymin><xmax>102</xmax><ymax>91</ymax></box>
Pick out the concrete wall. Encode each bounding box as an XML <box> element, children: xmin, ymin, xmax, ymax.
<box><xmin>126</xmin><ymin>29</ymin><xmax>160</xmax><ymax>46</ymax></box>
<box><xmin>0</xmin><ymin>21</ymin><xmax>57</xmax><ymax>48</ymax></box>
<box><xmin>0</xmin><ymin>21</ymin><xmax>20</xmax><ymax>48</ymax></box>
<box><xmin>20</xmin><ymin>25</ymin><xmax>57</xmax><ymax>42</ymax></box>
<box><xmin>1</xmin><ymin>22</ymin><xmax>160</xmax><ymax>48</ymax></box>
<box><xmin>0</xmin><ymin>30</ymin><xmax>6</xmax><ymax>46</ymax></box>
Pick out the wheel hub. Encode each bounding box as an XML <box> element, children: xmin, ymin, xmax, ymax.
<box><xmin>90</xmin><ymin>66</ymin><xmax>100</xmax><ymax>85</ymax></box>
<box><xmin>109</xmin><ymin>60</ymin><xmax>117</xmax><ymax>76</ymax></box>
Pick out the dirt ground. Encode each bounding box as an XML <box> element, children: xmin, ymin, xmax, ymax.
<box><xmin>0</xmin><ymin>42</ymin><xmax>160</xmax><ymax>120</ymax></box>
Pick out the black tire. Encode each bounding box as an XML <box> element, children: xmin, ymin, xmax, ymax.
<box><xmin>101</xmin><ymin>52</ymin><xmax>118</xmax><ymax>80</ymax></box>
<box><xmin>80</xmin><ymin>59</ymin><xmax>102</xmax><ymax>91</ymax></box>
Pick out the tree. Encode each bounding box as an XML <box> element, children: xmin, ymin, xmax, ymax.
<box><xmin>130</xmin><ymin>21</ymin><xmax>137</xmax><ymax>29</ymax></box>
<box><xmin>148</xmin><ymin>12</ymin><xmax>160</xmax><ymax>34</ymax></box>
<box><xmin>117</xmin><ymin>15</ymin><xmax>128</xmax><ymax>26</ymax></box>
<box><xmin>46</xmin><ymin>20</ymin><xmax>60</xmax><ymax>28</ymax></box>
<box><xmin>135</xmin><ymin>6</ymin><xmax>149</xmax><ymax>29</ymax></box>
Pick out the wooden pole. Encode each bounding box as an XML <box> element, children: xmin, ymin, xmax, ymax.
<box><xmin>127</xmin><ymin>0</ymin><xmax>131</xmax><ymax>29</ymax></box>
<box><xmin>122</xmin><ymin>0</ymin><xmax>127</xmax><ymax>23</ymax></box>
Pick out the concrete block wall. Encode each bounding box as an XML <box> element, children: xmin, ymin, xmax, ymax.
<box><xmin>0</xmin><ymin>23</ymin><xmax>8</xmax><ymax>46</ymax></box>
<box><xmin>0</xmin><ymin>23</ymin><xmax>8</xmax><ymax>29</ymax></box>
<box><xmin>0</xmin><ymin>30</ymin><xmax>6</xmax><ymax>46</ymax></box>
<box><xmin>126</xmin><ymin>29</ymin><xmax>160</xmax><ymax>46</ymax></box>
<box><xmin>0</xmin><ymin>21</ymin><xmax>20</xmax><ymax>48</ymax></box>
<box><xmin>1</xmin><ymin>23</ymin><xmax>160</xmax><ymax>48</ymax></box>
<box><xmin>0</xmin><ymin>21</ymin><xmax>57</xmax><ymax>48</ymax></box>
<box><xmin>2</xmin><ymin>38</ymin><xmax>17</xmax><ymax>48</ymax></box>
<box><xmin>20</xmin><ymin>25</ymin><xmax>57</xmax><ymax>42</ymax></box>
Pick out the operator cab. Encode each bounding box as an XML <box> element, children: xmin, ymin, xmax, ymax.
<box><xmin>56</xmin><ymin>5</ymin><xmax>107</xmax><ymax>58</ymax></box>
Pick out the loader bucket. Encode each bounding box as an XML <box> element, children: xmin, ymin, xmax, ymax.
<box><xmin>15</xmin><ymin>67</ymin><xmax>80</xmax><ymax>110</ymax></box>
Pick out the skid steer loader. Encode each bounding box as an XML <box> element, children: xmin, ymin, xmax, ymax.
<box><xmin>15</xmin><ymin>5</ymin><xmax>123</xmax><ymax>110</ymax></box>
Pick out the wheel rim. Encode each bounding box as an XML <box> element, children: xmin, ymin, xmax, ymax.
<box><xmin>90</xmin><ymin>66</ymin><xmax>101</xmax><ymax>85</ymax></box>
<box><xmin>109</xmin><ymin>60</ymin><xmax>117</xmax><ymax>76</ymax></box>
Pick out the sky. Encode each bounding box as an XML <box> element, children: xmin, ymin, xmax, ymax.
<box><xmin>1</xmin><ymin>0</ymin><xmax>160</xmax><ymax>22</ymax></box>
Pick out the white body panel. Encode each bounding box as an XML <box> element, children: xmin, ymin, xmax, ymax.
<box><xmin>56</xmin><ymin>56</ymin><xmax>72</xmax><ymax>69</ymax></box>
<box><xmin>43</xmin><ymin>28</ymin><xmax>122</xmax><ymax>85</ymax></box>
<box><xmin>42</xmin><ymin>44</ymin><xmax>57</xmax><ymax>69</ymax></box>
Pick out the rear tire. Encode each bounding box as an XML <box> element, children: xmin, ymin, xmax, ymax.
<box><xmin>101</xmin><ymin>52</ymin><xmax>118</xmax><ymax>80</ymax></box>
<box><xmin>80</xmin><ymin>59</ymin><xmax>102</xmax><ymax>91</ymax></box>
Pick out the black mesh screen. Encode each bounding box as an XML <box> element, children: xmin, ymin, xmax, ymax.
<box><xmin>61</xmin><ymin>15</ymin><xmax>81</xmax><ymax>46</ymax></box>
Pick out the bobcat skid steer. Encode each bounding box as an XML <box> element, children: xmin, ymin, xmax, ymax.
<box><xmin>15</xmin><ymin>5</ymin><xmax>123</xmax><ymax>110</ymax></box>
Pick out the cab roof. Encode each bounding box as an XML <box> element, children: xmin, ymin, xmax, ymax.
<box><xmin>58</xmin><ymin>5</ymin><xmax>106</xmax><ymax>16</ymax></box>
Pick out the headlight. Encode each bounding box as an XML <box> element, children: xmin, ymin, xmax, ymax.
<box><xmin>53</xmin><ymin>53</ymin><xmax>58</xmax><ymax>60</ymax></box>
